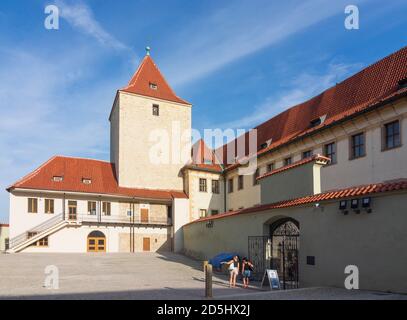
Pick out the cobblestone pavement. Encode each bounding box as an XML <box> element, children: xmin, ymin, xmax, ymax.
<box><xmin>0</xmin><ymin>253</ymin><xmax>405</xmax><ymax>300</ymax></box>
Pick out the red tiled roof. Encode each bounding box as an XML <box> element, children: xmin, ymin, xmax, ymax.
<box><xmin>187</xmin><ymin>179</ymin><xmax>407</xmax><ymax>225</ymax></box>
<box><xmin>7</xmin><ymin>156</ymin><xmax>187</xmax><ymax>200</ymax></box>
<box><xmin>0</xmin><ymin>223</ymin><xmax>9</xmax><ymax>227</ymax></box>
<box><xmin>219</xmin><ymin>46</ymin><xmax>407</xmax><ymax>170</ymax></box>
<box><xmin>121</xmin><ymin>55</ymin><xmax>191</xmax><ymax>105</ymax></box>
<box><xmin>183</xmin><ymin>139</ymin><xmax>223</xmax><ymax>173</ymax></box>
<box><xmin>257</xmin><ymin>154</ymin><xmax>330</xmax><ymax>180</ymax></box>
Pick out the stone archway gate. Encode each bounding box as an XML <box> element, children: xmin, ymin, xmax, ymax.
<box><xmin>248</xmin><ymin>219</ymin><xmax>299</xmax><ymax>289</ymax></box>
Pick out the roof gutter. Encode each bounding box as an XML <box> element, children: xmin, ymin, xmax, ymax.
<box><xmin>8</xmin><ymin>187</ymin><xmax>174</xmax><ymax>204</ymax></box>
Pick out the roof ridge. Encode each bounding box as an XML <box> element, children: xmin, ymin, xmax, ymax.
<box><xmin>257</xmin><ymin>154</ymin><xmax>330</xmax><ymax>180</ymax></box>
<box><xmin>7</xmin><ymin>156</ymin><xmax>58</xmax><ymax>190</ymax></box>
<box><xmin>147</xmin><ymin>56</ymin><xmax>189</xmax><ymax>104</ymax></box>
<box><xmin>187</xmin><ymin>179</ymin><xmax>407</xmax><ymax>225</ymax></box>
<box><xmin>122</xmin><ymin>55</ymin><xmax>148</xmax><ymax>91</ymax></box>
<box><xmin>218</xmin><ymin>46</ymin><xmax>407</xmax><ymax>169</ymax></box>
<box><xmin>53</xmin><ymin>155</ymin><xmax>111</xmax><ymax>163</ymax></box>
<box><xmin>121</xmin><ymin>55</ymin><xmax>190</xmax><ymax>105</ymax></box>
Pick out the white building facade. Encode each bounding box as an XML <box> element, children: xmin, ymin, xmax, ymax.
<box><xmin>7</xmin><ymin>46</ymin><xmax>407</xmax><ymax>254</ymax></box>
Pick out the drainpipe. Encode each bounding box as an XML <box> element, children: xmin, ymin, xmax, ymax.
<box><xmin>62</xmin><ymin>194</ymin><xmax>64</xmax><ymax>220</ymax></box>
<box><xmin>223</xmin><ymin>174</ymin><xmax>227</xmax><ymax>212</ymax></box>
<box><xmin>132</xmin><ymin>199</ymin><xmax>135</xmax><ymax>253</ymax></box>
<box><xmin>98</xmin><ymin>196</ymin><xmax>102</xmax><ymax>224</ymax></box>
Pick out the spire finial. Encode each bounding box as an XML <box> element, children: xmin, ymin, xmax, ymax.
<box><xmin>145</xmin><ymin>46</ymin><xmax>151</xmax><ymax>56</ymax></box>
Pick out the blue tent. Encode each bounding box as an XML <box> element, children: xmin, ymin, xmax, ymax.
<box><xmin>209</xmin><ymin>253</ymin><xmax>239</xmax><ymax>269</ymax></box>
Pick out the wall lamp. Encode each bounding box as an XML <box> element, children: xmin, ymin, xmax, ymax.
<box><xmin>339</xmin><ymin>200</ymin><xmax>348</xmax><ymax>215</ymax></box>
<box><xmin>206</xmin><ymin>220</ymin><xmax>214</xmax><ymax>228</ymax></box>
<box><xmin>351</xmin><ymin>199</ymin><xmax>360</xmax><ymax>214</ymax></box>
<box><xmin>362</xmin><ymin>197</ymin><xmax>372</xmax><ymax>213</ymax></box>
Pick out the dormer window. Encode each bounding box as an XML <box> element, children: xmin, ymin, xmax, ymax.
<box><xmin>149</xmin><ymin>82</ymin><xmax>158</xmax><ymax>90</ymax></box>
<box><xmin>260</xmin><ymin>139</ymin><xmax>272</xmax><ymax>150</ymax></box>
<box><xmin>82</xmin><ymin>178</ymin><xmax>92</xmax><ymax>185</ymax></box>
<box><xmin>398</xmin><ymin>77</ymin><xmax>407</xmax><ymax>88</ymax></box>
<box><xmin>52</xmin><ymin>176</ymin><xmax>63</xmax><ymax>182</ymax></box>
<box><xmin>310</xmin><ymin>115</ymin><xmax>326</xmax><ymax>128</ymax></box>
<box><xmin>310</xmin><ymin>118</ymin><xmax>322</xmax><ymax>128</ymax></box>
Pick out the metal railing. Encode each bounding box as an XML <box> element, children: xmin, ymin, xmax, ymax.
<box><xmin>9</xmin><ymin>212</ymin><xmax>171</xmax><ymax>250</ymax></box>
<box><xmin>9</xmin><ymin>213</ymin><xmax>64</xmax><ymax>249</ymax></box>
<box><xmin>76</xmin><ymin>213</ymin><xmax>172</xmax><ymax>226</ymax></box>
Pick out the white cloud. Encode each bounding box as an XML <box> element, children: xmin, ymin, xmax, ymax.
<box><xmin>163</xmin><ymin>0</ymin><xmax>366</xmax><ymax>86</ymax></box>
<box><xmin>218</xmin><ymin>62</ymin><xmax>362</xmax><ymax>129</ymax></box>
<box><xmin>55</xmin><ymin>0</ymin><xmax>129</xmax><ymax>51</ymax></box>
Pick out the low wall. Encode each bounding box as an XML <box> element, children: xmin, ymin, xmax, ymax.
<box><xmin>183</xmin><ymin>192</ymin><xmax>407</xmax><ymax>293</ymax></box>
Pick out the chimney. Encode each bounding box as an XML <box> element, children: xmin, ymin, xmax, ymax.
<box><xmin>257</xmin><ymin>155</ymin><xmax>330</xmax><ymax>204</ymax></box>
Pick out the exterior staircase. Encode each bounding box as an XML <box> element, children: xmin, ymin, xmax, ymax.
<box><xmin>7</xmin><ymin>213</ymin><xmax>78</xmax><ymax>253</ymax></box>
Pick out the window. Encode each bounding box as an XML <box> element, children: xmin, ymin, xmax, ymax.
<box><xmin>228</xmin><ymin>178</ymin><xmax>234</xmax><ymax>193</ymax></box>
<box><xmin>211</xmin><ymin>210</ymin><xmax>219</xmax><ymax>216</ymax></box>
<box><xmin>199</xmin><ymin>209</ymin><xmax>207</xmax><ymax>218</ymax></box>
<box><xmin>324</xmin><ymin>142</ymin><xmax>337</xmax><ymax>164</ymax></box>
<box><xmin>302</xmin><ymin>150</ymin><xmax>313</xmax><ymax>159</ymax></box>
<box><xmin>52</xmin><ymin>176</ymin><xmax>63</xmax><ymax>182</ymax></box>
<box><xmin>45</xmin><ymin>199</ymin><xmax>54</xmax><ymax>214</ymax></box>
<box><xmin>284</xmin><ymin>157</ymin><xmax>292</xmax><ymax>166</ymax></box>
<box><xmin>127</xmin><ymin>210</ymin><xmax>133</xmax><ymax>217</ymax></box>
<box><xmin>253</xmin><ymin>169</ymin><xmax>260</xmax><ymax>185</ymax></box>
<box><xmin>149</xmin><ymin>82</ymin><xmax>158</xmax><ymax>90</ymax></box>
<box><xmin>267</xmin><ymin>163</ymin><xmax>274</xmax><ymax>172</ymax></box>
<box><xmin>82</xmin><ymin>178</ymin><xmax>92</xmax><ymax>184</ymax></box>
<box><xmin>152</xmin><ymin>104</ymin><xmax>159</xmax><ymax>116</ymax></box>
<box><xmin>383</xmin><ymin>120</ymin><xmax>401</xmax><ymax>150</ymax></box>
<box><xmin>199</xmin><ymin>178</ymin><xmax>207</xmax><ymax>192</ymax></box>
<box><xmin>28</xmin><ymin>198</ymin><xmax>38</xmax><ymax>213</ymax></box>
<box><xmin>102</xmin><ymin>202</ymin><xmax>111</xmax><ymax>216</ymax></box>
<box><xmin>88</xmin><ymin>201</ymin><xmax>97</xmax><ymax>215</ymax></box>
<box><xmin>28</xmin><ymin>232</ymin><xmax>38</xmax><ymax>239</ymax></box>
<box><xmin>350</xmin><ymin>133</ymin><xmax>366</xmax><ymax>159</ymax></box>
<box><xmin>37</xmin><ymin>237</ymin><xmax>48</xmax><ymax>247</ymax></box>
<box><xmin>212</xmin><ymin>180</ymin><xmax>220</xmax><ymax>194</ymax></box>
<box><xmin>167</xmin><ymin>206</ymin><xmax>172</xmax><ymax>219</ymax></box>
<box><xmin>310</xmin><ymin>118</ymin><xmax>322</xmax><ymax>128</ymax></box>
<box><xmin>238</xmin><ymin>175</ymin><xmax>244</xmax><ymax>190</ymax></box>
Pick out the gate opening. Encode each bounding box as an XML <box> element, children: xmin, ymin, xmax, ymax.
<box><xmin>248</xmin><ymin>217</ymin><xmax>299</xmax><ymax>289</ymax></box>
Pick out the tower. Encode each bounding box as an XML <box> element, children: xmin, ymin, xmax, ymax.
<box><xmin>109</xmin><ymin>48</ymin><xmax>192</xmax><ymax>190</ymax></box>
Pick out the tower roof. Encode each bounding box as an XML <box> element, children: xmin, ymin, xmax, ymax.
<box><xmin>121</xmin><ymin>53</ymin><xmax>191</xmax><ymax>105</ymax></box>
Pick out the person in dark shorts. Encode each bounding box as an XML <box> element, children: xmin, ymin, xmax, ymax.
<box><xmin>241</xmin><ymin>257</ymin><xmax>254</xmax><ymax>288</ymax></box>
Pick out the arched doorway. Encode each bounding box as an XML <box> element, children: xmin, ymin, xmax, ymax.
<box><xmin>87</xmin><ymin>231</ymin><xmax>106</xmax><ymax>252</ymax></box>
<box><xmin>270</xmin><ymin>218</ymin><xmax>299</xmax><ymax>289</ymax></box>
<box><xmin>248</xmin><ymin>217</ymin><xmax>299</xmax><ymax>289</ymax></box>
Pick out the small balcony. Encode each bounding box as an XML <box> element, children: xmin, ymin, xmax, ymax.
<box><xmin>66</xmin><ymin>213</ymin><xmax>172</xmax><ymax>227</ymax></box>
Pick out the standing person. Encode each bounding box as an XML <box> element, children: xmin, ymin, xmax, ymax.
<box><xmin>227</xmin><ymin>255</ymin><xmax>240</xmax><ymax>288</ymax></box>
<box><xmin>241</xmin><ymin>257</ymin><xmax>254</xmax><ymax>288</ymax></box>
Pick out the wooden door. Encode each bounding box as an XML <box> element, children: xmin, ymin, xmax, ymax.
<box><xmin>68</xmin><ymin>201</ymin><xmax>77</xmax><ymax>220</ymax></box>
<box><xmin>140</xmin><ymin>208</ymin><xmax>149</xmax><ymax>223</ymax></box>
<box><xmin>88</xmin><ymin>237</ymin><xmax>106</xmax><ymax>252</ymax></box>
<box><xmin>143</xmin><ymin>237</ymin><xmax>150</xmax><ymax>251</ymax></box>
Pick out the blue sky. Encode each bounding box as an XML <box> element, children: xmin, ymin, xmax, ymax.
<box><xmin>0</xmin><ymin>0</ymin><xmax>406</xmax><ymax>221</ymax></box>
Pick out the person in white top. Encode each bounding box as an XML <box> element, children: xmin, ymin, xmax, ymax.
<box><xmin>227</xmin><ymin>256</ymin><xmax>240</xmax><ymax>288</ymax></box>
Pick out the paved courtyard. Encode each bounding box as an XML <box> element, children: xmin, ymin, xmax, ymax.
<box><xmin>0</xmin><ymin>252</ymin><xmax>252</xmax><ymax>299</ymax></box>
<box><xmin>0</xmin><ymin>253</ymin><xmax>405</xmax><ymax>300</ymax></box>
